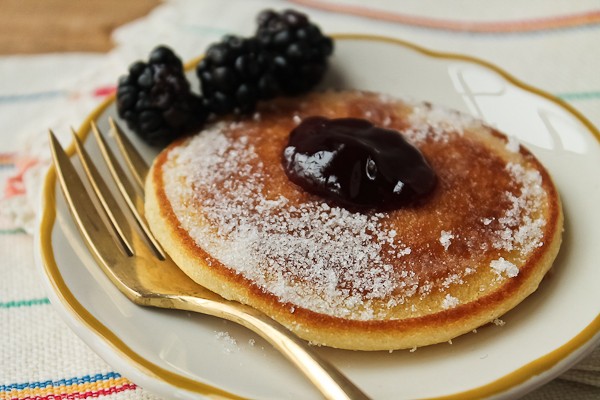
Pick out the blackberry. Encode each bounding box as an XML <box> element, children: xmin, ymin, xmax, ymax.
<box><xmin>256</xmin><ymin>9</ymin><xmax>333</xmax><ymax>96</ymax></box>
<box><xmin>116</xmin><ymin>46</ymin><xmax>206</xmax><ymax>146</ymax></box>
<box><xmin>196</xmin><ymin>35</ymin><xmax>272</xmax><ymax>114</ymax></box>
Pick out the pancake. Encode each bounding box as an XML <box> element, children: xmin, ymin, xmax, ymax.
<box><xmin>145</xmin><ymin>90</ymin><xmax>563</xmax><ymax>351</ymax></box>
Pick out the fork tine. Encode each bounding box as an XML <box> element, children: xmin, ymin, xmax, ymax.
<box><xmin>71</xmin><ymin>128</ymin><xmax>134</xmax><ymax>256</ymax></box>
<box><xmin>90</xmin><ymin>121</ymin><xmax>166</xmax><ymax>259</ymax></box>
<box><xmin>49</xmin><ymin>131</ymin><xmax>130</xmax><ymax>262</ymax></box>
<box><xmin>109</xmin><ymin>117</ymin><xmax>148</xmax><ymax>191</ymax></box>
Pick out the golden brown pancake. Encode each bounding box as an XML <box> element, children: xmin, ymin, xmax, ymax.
<box><xmin>145</xmin><ymin>91</ymin><xmax>563</xmax><ymax>350</ymax></box>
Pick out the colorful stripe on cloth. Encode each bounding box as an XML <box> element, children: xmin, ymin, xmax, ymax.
<box><xmin>557</xmin><ymin>91</ymin><xmax>600</xmax><ymax>101</ymax></box>
<box><xmin>0</xmin><ymin>228</ymin><xmax>27</xmax><ymax>235</ymax></box>
<box><xmin>0</xmin><ymin>373</ymin><xmax>137</xmax><ymax>400</ymax></box>
<box><xmin>291</xmin><ymin>0</ymin><xmax>600</xmax><ymax>33</ymax></box>
<box><xmin>0</xmin><ymin>153</ymin><xmax>16</xmax><ymax>165</ymax></box>
<box><xmin>0</xmin><ymin>298</ymin><xmax>50</xmax><ymax>308</ymax></box>
<box><xmin>0</xmin><ymin>85</ymin><xmax>116</xmax><ymax>104</ymax></box>
<box><xmin>0</xmin><ymin>90</ymin><xmax>67</xmax><ymax>104</ymax></box>
<box><xmin>2</xmin><ymin>156</ymin><xmax>39</xmax><ymax>199</ymax></box>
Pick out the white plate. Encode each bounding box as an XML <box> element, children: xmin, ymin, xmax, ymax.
<box><xmin>36</xmin><ymin>35</ymin><xmax>600</xmax><ymax>400</ymax></box>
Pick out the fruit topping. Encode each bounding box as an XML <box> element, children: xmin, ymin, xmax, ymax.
<box><xmin>116</xmin><ymin>46</ymin><xmax>206</xmax><ymax>146</ymax></box>
<box><xmin>256</xmin><ymin>9</ymin><xmax>334</xmax><ymax>96</ymax></box>
<box><xmin>196</xmin><ymin>9</ymin><xmax>334</xmax><ymax>115</ymax></box>
<box><xmin>196</xmin><ymin>36</ymin><xmax>267</xmax><ymax>114</ymax></box>
<box><xmin>283</xmin><ymin>117</ymin><xmax>437</xmax><ymax>209</ymax></box>
<box><xmin>116</xmin><ymin>10</ymin><xmax>334</xmax><ymax>146</ymax></box>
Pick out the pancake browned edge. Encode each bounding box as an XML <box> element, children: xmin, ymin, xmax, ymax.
<box><xmin>145</xmin><ymin>90</ymin><xmax>563</xmax><ymax>351</ymax></box>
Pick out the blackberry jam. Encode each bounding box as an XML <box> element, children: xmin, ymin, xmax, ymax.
<box><xmin>282</xmin><ymin>116</ymin><xmax>437</xmax><ymax>209</ymax></box>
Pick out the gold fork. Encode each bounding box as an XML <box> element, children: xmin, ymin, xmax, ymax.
<box><xmin>48</xmin><ymin>118</ymin><xmax>371</xmax><ymax>400</ymax></box>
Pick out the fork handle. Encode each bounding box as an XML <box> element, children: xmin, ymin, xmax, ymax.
<box><xmin>173</xmin><ymin>296</ymin><xmax>371</xmax><ymax>400</ymax></box>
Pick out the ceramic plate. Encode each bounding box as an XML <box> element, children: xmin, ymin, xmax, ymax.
<box><xmin>36</xmin><ymin>35</ymin><xmax>600</xmax><ymax>400</ymax></box>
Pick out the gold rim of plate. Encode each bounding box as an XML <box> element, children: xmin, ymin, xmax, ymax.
<box><xmin>39</xmin><ymin>34</ymin><xmax>600</xmax><ymax>400</ymax></box>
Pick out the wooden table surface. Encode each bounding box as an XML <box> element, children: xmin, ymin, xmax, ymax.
<box><xmin>0</xmin><ymin>0</ymin><xmax>160</xmax><ymax>54</ymax></box>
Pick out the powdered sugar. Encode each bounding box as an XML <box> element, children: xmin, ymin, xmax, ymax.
<box><xmin>439</xmin><ymin>230</ymin><xmax>454</xmax><ymax>251</ymax></box>
<box><xmin>505</xmin><ymin>136</ymin><xmax>520</xmax><ymax>153</ymax></box>
<box><xmin>487</xmin><ymin>161</ymin><xmax>548</xmax><ymax>281</ymax></box>
<box><xmin>163</xmin><ymin>124</ymin><xmax>413</xmax><ymax>320</ymax></box>
<box><xmin>441</xmin><ymin>294</ymin><xmax>459</xmax><ymax>309</ymax></box>
<box><xmin>405</xmin><ymin>103</ymin><xmax>484</xmax><ymax>144</ymax></box>
<box><xmin>160</xmin><ymin>97</ymin><xmax>551</xmax><ymax>321</ymax></box>
<box><xmin>491</xmin><ymin>163</ymin><xmax>546</xmax><ymax>257</ymax></box>
<box><xmin>490</xmin><ymin>257</ymin><xmax>519</xmax><ymax>279</ymax></box>
<box><xmin>393</xmin><ymin>181</ymin><xmax>404</xmax><ymax>194</ymax></box>
<box><xmin>283</xmin><ymin>146</ymin><xmax>340</xmax><ymax>192</ymax></box>
<box><xmin>215</xmin><ymin>331</ymin><xmax>238</xmax><ymax>353</ymax></box>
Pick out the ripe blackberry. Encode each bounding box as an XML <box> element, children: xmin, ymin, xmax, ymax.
<box><xmin>196</xmin><ymin>35</ymin><xmax>273</xmax><ymax>114</ymax></box>
<box><xmin>116</xmin><ymin>46</ymin><xmax>206</xmax><ymax>146</ymax></box>
<box><xmin>256</xmin><ymin>9</ymin><xmax>333</xmax><ymax>96</ymax></box>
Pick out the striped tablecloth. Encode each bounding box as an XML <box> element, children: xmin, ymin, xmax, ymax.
<box><xmin>1</xmin><ymin>0</ymin><xmax>599</xmax><ymax>398</ymax></box>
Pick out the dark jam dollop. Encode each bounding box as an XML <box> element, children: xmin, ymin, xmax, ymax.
<box><xmin>282</xmin><ymin>116</ymin><xmax>437</xmax><ymax>209</ymax></box>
